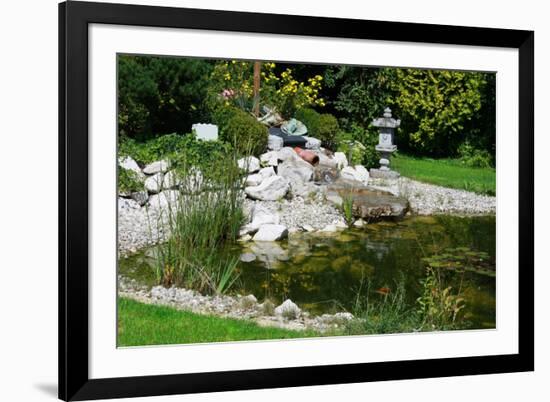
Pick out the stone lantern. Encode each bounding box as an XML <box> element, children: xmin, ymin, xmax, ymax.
<box><xmin>370</xmin><ymin>107</ymin><xmax>400</xmax><ymax>179</ymax></box>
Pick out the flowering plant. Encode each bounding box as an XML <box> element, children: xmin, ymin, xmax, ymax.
<box><xmin>207</xmin><ymin>60</ymin><xmax>325</xmax><ymax>118</ymax></box>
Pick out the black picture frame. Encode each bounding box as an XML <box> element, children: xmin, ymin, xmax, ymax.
<box><xmin>59</xmin><ymin>1</ymin><xmax>534</xmax><ymax>400</ymax></box>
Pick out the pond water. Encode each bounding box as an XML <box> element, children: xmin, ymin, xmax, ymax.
<box><xmin>119</xmin><ymin>215</ymin><xmax>496</xmax><ymax>329</ymax></box>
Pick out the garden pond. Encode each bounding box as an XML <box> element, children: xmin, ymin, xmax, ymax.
<box><xmin>119</xmin><ymin>215</ymin><xmax>496</xmax><ymax>329</ymax></box>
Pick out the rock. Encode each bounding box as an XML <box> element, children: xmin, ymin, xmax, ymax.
<box><xmin>313</xmin><ymin>165</ymin><xmax>340</xmax><ymax>184</ymax></box>
<box><xmin>249</xmin><ymin>241</ymin><xmax>289</xmax><ymax>266</ymax></box>
<box><xmin>327</xmin><ymin>178</ymin><xmax>409</xmax><ymax>219</ymax></box>
<box><xmin>303</xmin><ymin>136</ymin><xmax>321</xmax><ymax>150</ymax></box>
<box><xmin>326</xmin><ymin>193</ymin><xmax>343</xmax><ymax>207</ymax></box>
<box><xmin>274</xmin><ymin>299</ymin><xmax>301</xmax><ymax>319</ymax></box>
<box><xmin>162</xmin><ymin>170</ymin><xmax>181</xmax><ymax>189</ymax></box>
<box><xmin>314</xmin><ymin>151</ymin><xmax>338</xmax><ymax>168</ymax></box>
<box><xmin>239</xmin><ymin>294</ymin><xmax>258</xmax><ymax>309</ymax></box>
<box><xmin>118</xmin><ymin>198</ymin><xmax>141</xmax><ymax>210</ymax></box>
<box><xmin>340</xmin><ymin>166</ymin><xmax>369</xmax><ymax>185</ymax></box>
<box><xmin>353</xmin><ymin>218</ymin><xmax>366</xmax><ymax>228</ymax></box>
<box><xmin>239</xmin><ymin>253</ymin><xmax>256</xmax><ymax>262</ymax></box>
<box><xmin>333</xmin><ymin>152</ymin><xmax>348</xmax><ymax>169</ymax></box>
<box><xmin>245</xmin><ymin>173</ymin><xmax>264</xmax><ymax>187</ymax></box>
<box><xmin>148</xmin><ymin>190</ymin><xmax>180</xmax><ymax>209</ymax></box>
<box><xmin>355</xmin><ymin>165</ymin><xmax>370</xmax><ymax>182</ymax></box>
<box><xmin>144</xmin><ymin>172</ymin><xmax>163</xmax><ymax>194</ymax></box>
<box><xmin>320</xmin><ymin>224</ymin><xmax>338</xmax><ymax>232</ymax></box>
<box><xmin>277</xmin><ymin>160</ymin><xmax>314</xmax><ymax>196</ymax></box>
<box><xmin>241</xmin><ymin>209</ymin><xmax>281</xmax><ymax>235</ymax></box>
<box><xmin>253</xmin><ymin>224</ymin><xmax>288</xmax><ymax>241</ymax></box>
<box><xmin>143</xmin><ymin>160</ymin><xmax>169</xmax><ymax>175</ymax></box>
<box><xmin>181</xmin><ymin>168</ymin><xmax>204</xmax><ymax>192</ymax></box>
<box><xmin>335</xmin><ymin>220</ymin><xmax>348</xmax><ymax>229</ymax></box>
<box><xmin>118</xmin><ymin>156</ymin><xmax>144</xmax><ymax>178</ymax></box>
<box><xmin>130</xmin><ymin>191</ymin><xmax>148</xmax><ymax>206</ymax></box>
<box><xmin>276</xmin><ymin>147</ymin><xmax>301</xmax><ymax>163</ymax></box>
<box><xmin>238</xmin><ymin>156</ymin><xmax>260</xmax><ymax>173</ymax></box>
<box><xmin>245</xmin><ymin>175</ymin><xmax>289</xmax><ymax>201</ymax></box>
<box><xmin>301</xmin><ymin>224</ymin><xmax>315</xmax><ymax>232</ymax></box>
<box><xmin>238</xmin><ymin>234</ymin><xmax>252</xmax><ymax>242</ymax></box>
<box><xmin>258</xmin><ymin>166</ymin><xmax>275</xmax><ymax>179</ymax></box>
<box><xmin>268</xmin><ymin>134</ymin><xmax>284</xmax><ymax>151</ymax></box>
<box><xmin>259</xmin><ymin>151</ymin><xmax>279</xmax><ymax>167</ymax></box>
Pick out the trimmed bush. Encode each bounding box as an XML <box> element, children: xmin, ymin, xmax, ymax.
<box><xmin>212</xmin><ymin>107</ymin><xmax>267</xmax><ymax>156</ymax></box>
<box><xmin>295</xmin><ymin>108</ymin><xmax>339</xmax><ymax>151</ymax></box>
<box><xmin>295</xmin><ymin>108</ymin><xmax>320</xmax><ymax>135</ymax></box>
<box><xmin>316</xmin><ymin>113</ymin><xmax>340</xmax><ymax>151</ymax></box>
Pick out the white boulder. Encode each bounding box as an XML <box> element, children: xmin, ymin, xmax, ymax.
<box><xmin>162</xmin><ymin>170</ymin><xmax>181</xmax><ymax>189</ymax></box>
<box><xmin>333</xmin><ymin>152</ymin><xmax>349</xmax><ymax>169</ymax></box>
<box><xmin>258</xmin><ymin>166</ymin><xmax>276</xmax><ymax>179</ymax></box>
<box><xmin>260</xmin><ymin>151</ymin><xmax>279</xmax><ymax>167</ymax></box>
<box><xmin>245</xmin><ymin>173</ymin><xmax>264</xmax><ymax>187</ymax></box>
<box><xmin>268</xmin><ymin>134</ymin><xmax>284</xmax><ymax>151</ymax></box>
<box><xmin>148</xmin><ymin>190</ymin><xmax>180</xmax><ymax>210</ymax></box>
<box><xmin>276</xmin><ymin>147</ymin><xmax>300</xmax><ymax>163</ymax></box>
<box><xmin>245</xmin><ymin>175</ymin><xmax>289</xmax><ymax>201</ymax></box>
<box><xmin>253</xmin><ymin>224</ymin><xmax>289</xmax><ymax>242</ymax></box>
<box><xmin>240</xmin><ymin>208</ymin><xmax>281</xmax><ymax>235</ymax></box>
<box><xmin>143</xmin><ymin>160</ymin><xmax>170</xmax><ymax>175</ymax></box>
<box><xmin>118</xmin><ymin>156</ymin><xmax>144</xmax><ymax>179</ymax></box>
<box><xmin>341</xmin><ymin>165</ymin><xmax>369</xmax><ymax>185</ymax></box>
<box><xmin>238</xmin><ymin>156</ymin><xmax>260</xmax><ymax>173</ymax></box>
<box><xmin>274</xmin><ymin>299</ymin><xmax>301</xmax><ymax>319</ymax></box>
<box><xmin>144</xmin><ymin>172</ymin><xmax>163</xmax><ymax>194</ymax></box>
<box><xmin>304</xmin><ymin>136</ymin><xmax>321</xmax><ymax>150</ymax></box>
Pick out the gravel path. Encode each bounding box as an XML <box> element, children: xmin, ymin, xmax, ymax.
<box><xmin>395</xmin><ymin>177</ymin><xmax>496</xmax><ymax>215</ymax></box>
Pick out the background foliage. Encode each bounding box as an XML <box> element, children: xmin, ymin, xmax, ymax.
<box><xmin>118</xmin><ymin>55</ymin><xmax>495</xmax><ymax>163</ymax></box>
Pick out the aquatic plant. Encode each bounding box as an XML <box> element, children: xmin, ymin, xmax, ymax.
<box><xmin>147</xmin><ymin>151</ymin><xmax>245</xmax><ymax>295</ymax></box>
<box><xmin>416</xmin><ymin>266</ymin><xmax>466</xmax><ymax>330</ymax></box>
<box><xmin>341</xmin><ymin>193</ymin><xmax>355</xmax><ymax>227</ymax></box>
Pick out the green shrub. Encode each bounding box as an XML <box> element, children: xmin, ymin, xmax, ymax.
<box><xmin>458</xmin><ymin>141</ymin><xmax>494</xmax><ymax>168</ymax></box>
<box><xmin>316</xmin><ymin>114</ymin><xmax>340</xmax><ymax>151</ymax></box>
<box><xmin>118</xmin><ymin>167</ymin><xmax>143</xmax><ymax>194</ymax></box>
<box><xmin>212</xmin><ymin>106</ymin><xmax>267</xmax><ymax>156</ymax></box>
<box><xmin>295</xmin><ymin>107</ymin><xmax>321</xmax><ymax>135</ymax></box>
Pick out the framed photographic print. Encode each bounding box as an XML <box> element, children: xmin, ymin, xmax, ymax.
<box><xmin>59</xmin><ymin>1</ymin><xmax>534</xmax><ymax>400</ymax></box>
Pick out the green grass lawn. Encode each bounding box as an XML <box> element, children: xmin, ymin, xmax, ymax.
<box><xmin>117</xmin><ymin>297</ymin><xmax>318</xmax><ymax>347</ymax></box>
<box><xmin>391</xmin><ymin>154</ymin><xmax>496</xmax><ymax>195</ymax></box>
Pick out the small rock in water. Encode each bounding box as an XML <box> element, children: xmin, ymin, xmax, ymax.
<box><xmin>253</xmin><ymin>224</ymin><xmax>288</xmax><ymax>241</ymax></box>
<box><xmin>239</xmin><ymin>253</ymin><xmax>256</xmax><ymax>262</ymax></box>
<box><xmin>320</xmin><ymin>224</ymin><xmax>338</xmax><ymax>232</ymax></box>
<box><xmin>353</xmin><ymin>218</ymin><xmax>366</xmax><ymax>228</ymax></box>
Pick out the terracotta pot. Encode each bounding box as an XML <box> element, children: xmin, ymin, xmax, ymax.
<box><xmin>294</xmin><ymin>147</ymin><xmax>320</xmax><ymax>166</ymax></box>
